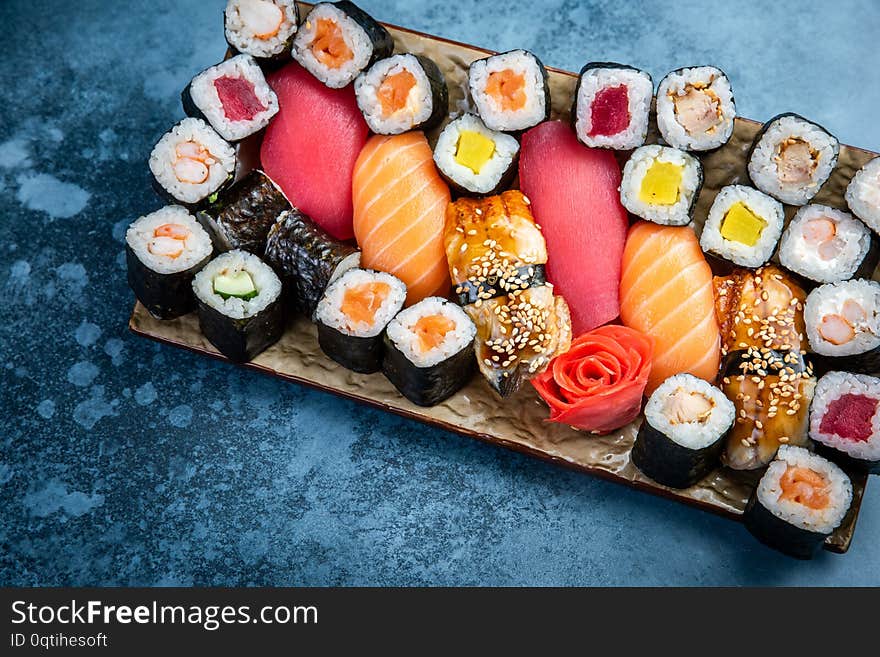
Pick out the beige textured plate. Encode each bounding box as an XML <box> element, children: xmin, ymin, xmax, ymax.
<box><xmin>131</xmin><ymin>5</ymin><xmax>874</xmax><ymax>553</ymax></box>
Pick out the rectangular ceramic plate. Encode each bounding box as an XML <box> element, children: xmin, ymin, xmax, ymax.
<box><xmin>130</xmin><ymin>3</ymin><xmax>876</xmax><ymax>553</ymax></box>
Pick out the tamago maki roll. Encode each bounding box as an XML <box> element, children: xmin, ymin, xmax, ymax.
<box><xmin>700</xmin><ymin>185</ymin><xmax>784</xmax><ymax>268</ymax></box>
<box><xmin>224</xmin><ymin>0</ymin><xmax>299</xmax><ymax>63</ymax></box>
<box><xmin>433</xmin><ymin>114</ymin><xmax>520</xmax><ymax>196</ymax></box>
<box><xmin>572</xmin><ymin>62</ymin><xmax>653</xmax><ymax>150</ymax></box>
<box><xmin>619</xmin><ymin>145</ymin><xmax>703</xmax><ymax>225</ymax></box>
<box><xmin>468</xmin><ymin>50</ymin><xmax>550</xmax><ymax>132</ymax></box>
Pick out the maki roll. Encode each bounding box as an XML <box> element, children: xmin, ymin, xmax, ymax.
<box><xmin>619</xmin><ymin>145</ymin><xmax>703</xmax><ymax>226</ymax></box>
<box><xmin>354</xmin><ymin>54</ymin><xmax>448</xmax><ymax>135</ymax></box>
<box><xmin>263</xmin><ymin>208</ymin><xmax>361</xmax><ymax>318</ymax></box>
<box><xmin>292</xmin><ymin>1</ymin><xmax>393</xmax><ymax>89</ymax></box>
<box><xmin>571</xmin><ymin>62</ymin><xmax>652</xmax><ymax>150</ymax></box>
<box><xmin>315</xmin><ymin>268</ymin><xmax>406</xmax><ymax>373</ymax></box>
<box><xmin>433</xmin><ymin>113</ymin><xmax>520</xmax><ymax>196</ymax></box>
<box><xmin>747</xmin><ymin>113</ymin><xmax>839</xmax><ymax>206</ymax></box>
<box><xmin>197</xmin><ymin>170</ymin><xmax>291</xmax><ymax>254</ymax></box>
<box><xmin>744</xmin><ymin>445</ymin><xmax>852</xmax><ymax>559</ymax></box>
<box><xmin>631</xmin><ymin>374</ymin><xmax>735</xmax><ymax>489</ymax></box>
<box><xmin>845</xmin><ymin>156</ymin><xmax>880</xmax><ymax>234</ymax></box>
<box><xmin>777</xmin><ymin>204</ymin><xmax>873</xmax><ymax>284</ymax></box>
<box><xmin>804</xmin><ymin>279</ymin><xmax>880</xmax><ymax>375</ymax></box>
<box><xmin>810</xmin><ymin>371</ymin><xmax>880</xmax><ymax>474</ymax></box>
<box><xmin>224</xmin><ymin>0</ymin><xmax>299</xmax><ymax>63</ymax></box>
<box><xmin>383</xmin><ymin>297</ymin><xmax>477</xmax><ymax>406</ymax></box>
<box><xmin>149</xmin><ymin>118</ymin><xmax>236</xmax><ymax>206</ymax></box>
<box><xmin>468</xmin><ymin>50</ymin><xmax>550</xmax><ymax>132</ymax></box>
<box><xmin>656</xmin><ymin>66</ymin><xmax>736</xmax><ymax>151</ymax></box>
<box><xmin>182</xmin><ymin>54</ymin><xmax>279</xmax><ymax>142</ymax></box>
<box><xmin>192</xmin><ymin>249</ymin><xmax>284</xmax><ymax>362</ymax></box>
<box><xmin>699</xmin><ymin>184</ymin><xmax>784</xmax><ymax>268</ymax></box>
<box><xmin>126</xmin><ymin>206</ymin><xmax>213</xmax><ymax>319</ymax></box>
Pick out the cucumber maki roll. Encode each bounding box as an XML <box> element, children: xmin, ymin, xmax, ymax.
<box><xmin>468</xmin><ymin>50</ymin><xmax>550</xmax><ymax>132</ymax></box>
<box><xmin>224</xmin><ymin>0</ymin><xmax>299</xmax><ymax>64</ymax></box>
<box><xmin>126</xmin><ymin>206</ymin><xmax>213</xmax><ymax>319</ymax></box>
<box><xmin>619</xmin><ymin>145</ymin><xmax>703</xmax><ymax>226</ymax></box>
<box><xmin>192</xmin><ymin>250</ymin><xmax>284</xmax><ymax>362</ymax></box>
<box><xmin>699</xmin><ymin>185</ymin><xmax>784</xmax><ymax>268</ymax></box>
<box><xmin>572</xmin><ymin>62</ymin><xmax>653</xmax><ymax>150</ymax></box>
<box><xmin>656</xmin><ymin>66</ymin><xmax>736</xmax><ymax>152</ymax></box>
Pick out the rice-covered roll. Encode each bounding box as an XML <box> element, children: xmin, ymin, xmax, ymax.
<box><xmin>315</xmin><ymin>268</ymin><xmax>406</xmax><ymax>373</ymax></box>
<box><xmin>292</xmin><ymin>1</ymin><xmax>393</xmax><ymax>89</ymax></box>
<box><xmin>572</xmin><ymin>62</ymin><xmax>652</xmax><ymax>150</ymax></box>
<box><xmin>468</xmin><ymin>50</ymin><xmax>550</xmax><ymax>132</ymax></box>
<box><xmin>355</xmin><ymin>54</ymin><xmax>448</xmax><ymax>135</ymax></box>
<box><xmin>149</xmin><ymin>118</ymin><xmax>236</xmax><ymax>206</ymax></box>
<box><xmin>383</xmin><ymin>297</ymin><xmax>477</xmax><ymax>406</ymax></box>
<box><xmin>433</xmin><ymin>113</ymin><xmax>519</xmax><ymax>196</ymax></box>
<box><xmin>619</xmin><ymin>145</ymin><xmax>702</xmax><ymax>225</ymax></box>
<box><xmin>126</xmin><ymin>206</ymin><xmax>214</xmax><ymax>319</ymax></box>
<box><xmin>744</xmin><ymin>445</ymin><xmax>852</xmax><ymax>559</ymax></box>
<box><xmin>846</xmin><ymin>156</ymin><xmax>880</xmax><ymax>234</ymax></box>
<box><xmin>631</xmin><ymin>374</ymin><xmax>735</xmax><ymax>489</ymax></box>
<box><xmin>192</xmin><ymin>249</ymin><xmax>284</xmax><ymax>362</ymax></box>
<box><xmin>655</xmin><ymin>66</ymin><xmax>735</xmax><ymax>151</ymax></box>
<box><xmin>182</xmin><ymin>54</ymin><xmax>279</xmax><ymax>142</ymax></box>
<box><xmin>197</xmin><ymin>170</ymin><xmax>291</xmax><ymax>254</ymax></box>
<box><xmin>810</xmin><ymin>371</ymin><xmax>880</xmax><ymax>474</ymax></box>
<box><xmin>804</xmin><ymin>279</ymin><xmax>880</xmax><ymax>375</ymax></box>
<box><xmin>747</xmin><ymin>113</ymin><xmax>840</xmax><ymax>206</ymax></box>
<box><xmin>778</xmin><ymin>204</ymin><xmax>872</xmax><ymax>284</ymax></box>
<box><xmin>224</xmin><ymin>0</ymin><xmax>299</xmax><ymax>62</ymax></box>
<box><xmin>699</xmin><ymin>184</ymin><xmax>784</xmax><ymax>267</ymax></box>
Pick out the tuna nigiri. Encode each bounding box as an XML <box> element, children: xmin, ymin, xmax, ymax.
<box><xmin>353</xmin><ymin>132</ymin><xmax>451</xmax><ymax>305</ymax></box>
<box><xmin>619</xmin><ymin>221</ymin><xmax>721</xmax><ymax>394</ymax></box>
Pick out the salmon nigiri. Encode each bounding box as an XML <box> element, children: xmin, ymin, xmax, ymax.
<box><xmin>619</xmin><ymin>221</ymin><xmax>721</xmax><ymax>394</ymax></box>
<box><xmin>353</xmin><ymin>132</ymin><xmax>451</xmax><ymax>305</ymax></box>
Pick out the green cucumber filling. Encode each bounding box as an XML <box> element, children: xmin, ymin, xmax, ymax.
<box><xmin>213</xmin><ymin>270</ymin><xmax>258</xmax><ymax>300</ymax></box>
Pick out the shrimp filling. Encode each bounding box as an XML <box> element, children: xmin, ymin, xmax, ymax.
<box><xmin>341</xmin><ymin>281</ymin><xmax>391</xmax><ymax>325</ymax></box>
<box><xmin>213</xmin><ymin>75</ymin><xmax>266</xmax><ymax>121</ymax></box>
<box><xmin>310</xmin><ymin>18</ymin><xmax>352</xmax><ymax>69</ymax></box>
<box><xmin>237</xmin><ymin>0</ymin><xmax>284</xmax><ymax>39</ymax></box>
<box><xmin>173</xmin><ymin>141</ymin><xmax>218</xmax><ymax>184</ymax></box>
<box><xmin>663</xmin><ymin>389</ymin><xmax>714</xmax><ymax>424</ymax></box>
<box><xmin>486</xmin><ymin>69</ymin><xmax>526</xmax><ymax>111</ymax></box>
<box><xmin>588</xmin><ymin>85</ymin><xmax>630</xmax><ymax>137</ymax></box>
<box><xmin>775</xmin><ymin>138</ymin><xmax>818</xmax><ymax>184</ymax></box>
<box><xmin>778</xmin><ymin>466</ymin><xmax>830</xmax><ymax>510</ymax></box>
<box><xmin>147</xmin><ymin>223</ymin><xmax>191</xmax><ymax>259</ymax></box>
<box><xmin>639</xmin><ymin>161</ymin><xmax>682</xmax><ymax>205</ymax></box>
<box><xmin>818</xmin><ymin>298</ymin><xmax>868</xmax><ymax>346</ymax></box>
<box><xmin>720</xmin><ymin>202</ymin><xmax>766</xmax><ymax>246</ymax></box>
<box><xmin>819</xmin><ymin>394</ymin><xmax>878</xmax><ymax>442</ymax></box>
<box><xmin>801</xmin><ymin>216</ymin><xmax>843</xmax><ymax>261</ymax></box>
<box><xmin>377</xmin><ymin>70</ymin><xmax>417</xmax><ymax>117</ymax></box>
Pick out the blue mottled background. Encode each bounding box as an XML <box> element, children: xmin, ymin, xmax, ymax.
<box><xmin>1</xmin><ymin>0</ymin><xmax>879</xmax><ymax>586</ymax></box>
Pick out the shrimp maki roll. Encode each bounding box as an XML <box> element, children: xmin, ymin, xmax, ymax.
<box><xmin>572</xmin><ymin>63</ymin><xmax>652</xmax><ymax>150</ymax></box>
<box><xmin>224</xmin><ymin>0</ymin><xmax>299</xmax><ymax>63</ymax></box>
<box><xmin>619</xmin><ymin>145</ymin><xmax>703</xmax><ymax>226</ymax></box>
<box><xmin>656</xmin><ymin>66</ymin><xmax>735</xmax><ymax>151</ymax></box>
<box><xmin>468</xmin><ymin>50</ymin><xmax>550</xmax><ymax>132</ymax></box>
<box><xmin>744</xmin><ymin>445</ymin><xmax>852</xmax><ymax>559</ymax></box>
<box><xmin>433</xmin><ymin>114</ymin><xmax>520</xmax><ymax>196</ymax></box>
<box><xmin>192</xmin><ymin>250</ymin><xmax>284</xmax><ymax>362</ymax></box>
<box><xmin>315</xmin><ymin>268</ymin><xmax>406</xmax><ymax>373</ymax></box>
<box><xmin>383</xmin><ymin>297</ymin><xmax>477</xmax><ymax>406</ymax></box>
<box><xmin>700</xmin><ymin>185</ymin><xmax>784</xmax><ymax>268</ymax></box>
<box><xmin>292</xmin><ymin>1</ymin><xmax>393</xmax><ymax>89</ymax></box>
<box><xmin>846</xmin><ymin>156</ymin><xmax>880</xmax><ymax>234</ymax></box>
<box><xmin>355</xmin><ymin>54</ymin><xmax>448</xmax><ymax>135</ymax></box>
<box><xmin>126</xmin><ymin>206</ymin><xmax>214</xmax><ymax>319</ymax></box>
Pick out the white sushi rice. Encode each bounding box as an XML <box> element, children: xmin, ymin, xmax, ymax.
<box><xmin>149</xmin><ymin>118</ymin><xmax>236</xmax><ymax>204</ymax></box>
<box><xmin>757</xmin><ymin>445</ymin><xmax>852</xmax><ymax>534</ymax></box>
<box><xmin>778</xmin><ymin>204</ymin><xmax>870</xmax><ymax>283</ymax></box>
<box><xmin>574</xmin><ymin>66</ymin><xmax>652</xmax><ymax>150</ymax></box>
<box><xmin>810</xmin><ymin>371</ymin><xmax>880</xmax><ymax>461</ymax></box>
<box><xmin>293</xmin><ymin>3</ymin><xmax>374</xmax><ymax>89</ymax></box>
<box><xmin>469</xmin><ymin>50</ymin><xmax>547</xmax><ymax>132</ymax></box>
<box><xmin>355</xmin><ymin>54</ymin><xmax>434</xmax><ymax>134</ymax></box>
<box><xmin>644</xmin><ymin>374</ymin><xmax>735</xmax><ymax>449</ymax></box>
<box><xmin>656</xmin><ymin>66</ymin><xmax>735</xmax><ymax>151</ymax></box>
<box><xmin>433</xmin><ymin>113</ymin><xmax>519</xmax><ymax>194</ymax></box>
<box><xmin>846</xmin><ymin>156</ymin><xmax>880</xmax><ymax>234</ymax></box>
<box><xmin>804</xmin><ymin>279</ymin><xmax>880</xmax><ymax>356</ymax></box>
<box><xmin>700</xmin><ymin>184</ymin><xmax>784</xmax><ymax>267</ymax></box>
<box><xmin>224</xmin><ymin>0</ymin><xmax>299</xmax><ymax>59</ymax></box>
<box><xmin>386</xmin><ymin>297</ymin><xmax>476</xmax><ymax>368</ymax></box>
<box><xmin>316</xmin><ymin>268</ymin><xmax>406</xmax><ymax>338</ymax></box>
<box><xmin>619</xmin><ymin>145</ymin><xmax>702</xmax><ymax>225</ymax></box>
<box><xmin>126</xmin><ymin>206</ymin><xmax>213</xmax><ymax>274</ymax></box>
<box><xmin>192</xmin><ymin>249</ymin><xmax>281</xmax><ymax>319</ymax></box>
<box><xmin>748</xmin><ymin>114</ymin><xmax>839</xmax><ymax>205</ymax></box>
<box><xmin>189</xmin><ymin>54</ymin><xmax>278</xmax><ymax>141</ymax></box>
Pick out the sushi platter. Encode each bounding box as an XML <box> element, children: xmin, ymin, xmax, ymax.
<box><xmin>128</xmin><ymin>1</ymin><xmax>880</xmax><ymax>557</ymax></box>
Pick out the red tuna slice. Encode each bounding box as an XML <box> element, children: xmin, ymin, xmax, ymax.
<box><xmin>260</xmin><ymin>62</ymin><xmax>369</xmax><ymax>240</ymax></box>
<box><xmin>820</xmin><ymin>394</ymin><xmax>878</xmax><ymax>442</ymax></box>
<box><xmin>588</xmin><ymin>85</ymin><xmax>629</xmax><ymax>137</ymax></box>
<box><xmin>214</xmin><ymin>76</ymin><xmax>266</xmax><ymax>121</ymax></box>
<box><xmin>519</xmin><ymin>120</ymin><xmax>628</xmax><ymax>335</ymax></box>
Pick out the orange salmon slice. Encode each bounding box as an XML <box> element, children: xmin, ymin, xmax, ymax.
<box><xmin>311</xmin><ymin>18</ymin><xmax>352</xmax><ymax>69</ymax></box>
<box><xmin>414</xmin><ymin>314</ymin><xmax>455</xmax><ymax>352</ymax></box>
<box><xmin>341</xmin><ymin>281</ymin><xmax>390</xmax><ymax>325</ymax></box>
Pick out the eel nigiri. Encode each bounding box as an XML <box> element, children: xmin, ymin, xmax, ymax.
<box><xmin>444</xmin><ymin>191</ymin><xmax>572</xmax><ymax>397</ymax></box>
<box><xmin>353</xmin><ymin>132</ymin><xmax>451</xmax><ymax>305</ymax></box>
<box><xmin>619</xmin><ymin>221</ymin><xmax>721</xmax><ymax>394</ymax></box>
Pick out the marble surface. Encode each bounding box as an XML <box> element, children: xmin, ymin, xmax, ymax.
<box><xmin>1</xmin><ymin>0</ymin><xmax>878</xmax><ymax>586</ymax></box>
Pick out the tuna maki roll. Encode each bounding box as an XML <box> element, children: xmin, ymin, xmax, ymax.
<box><xmin>619</xmin><ymin>145</ymin><xmax>703</xmax><ymax>225</ymax></box>
<box><xmin>656</xmin><ymin>66</ymin><xmax>736</xmax><ymax>151</ymax></box>
<box><xmin>292</xmin><ymin>1</ymin><xmax>393</xmax><ymax>89</ymax></box>
<box><xmin>699</xmin><ymin>185</ymin><xmax>784</xmax><ymax>268</ymax></box>
<box><xmin>224</xmin><ymin>0</ymin><xmax>299</xmax><ymax>63</ymax></box>
<box><xmin>383</xmin><ymin>297</ymin><xmax>477</xmax><ymax>406</ymax></box>
<box><xmin>192</xmin><ymin>249</ymin><xmax>284</xmax><ymax>362</ymax></box>
<box><xmin>744</xmin><ymin>445</ymin><xmax>852</xmax><ymax>559</ymax></box>
<box><xmin>468</xmin><ymin>50</ymin><xmax>550</xmax><ymax>132</ymax></box>
<box><xmin>126</xmin><ymin>206</ymin><xmax>214</xmax><ymax>319</ymax></box>
<box><xmin>355</xmin><ymin>54</ymin><xmax>448</xmax><ymax>135</ymax></box>
<box><xmin>846</xmin><ymin>156</ymin><xmax>880</xmax><ymax>234</ymax></box>
<box><xmin>315</xmin><ymin>268</ymin><xmax>406</xmax><ymax>373</ymax></box>
<box><xmin>572</xmin><ymin>62</ymin><xmax>652</xmax><ymax>150</ymax></box>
